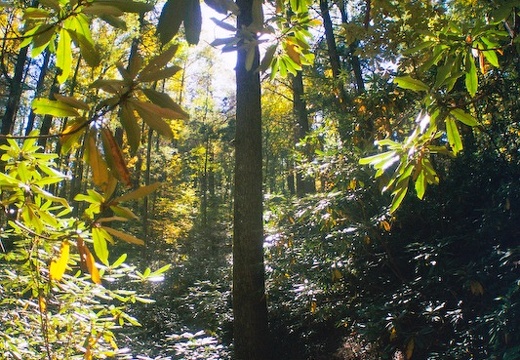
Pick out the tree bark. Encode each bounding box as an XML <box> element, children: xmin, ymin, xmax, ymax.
<box><xmin>319</xmin><ymin>0</ymin><xmax>348</xmax><ymax>108</ymax></box>
<box><xmin>292</xmin><ymin>71</ymin><xmax>315</xmax><ymax>196</ymax></box>
<box><xmin>233</xmin><ymin>0</ymin><xmax>270</xmax><ymax>358</ymax></box>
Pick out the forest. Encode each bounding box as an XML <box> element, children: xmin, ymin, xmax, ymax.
<box><xmin>0</xmin><ymin>0</ymin><xmax>519</xmax><ymax>359</ymax></box>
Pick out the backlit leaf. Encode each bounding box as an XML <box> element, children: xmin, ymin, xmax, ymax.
<box><xmin>77</xmin><ymin>237</ymin><xmax>101</xmax><ymax>284</ymax></box>
<box><xmin>450</xmin><ymin>108</ymin><xmax>478</xmax><ymax>127</ymax></box>
<box><xmin>93</xmin><ymin>0</ymin><xmax>153</xmax><ymax>13</ymax></box>
<box><xmin>53</xmin><ymin>94</ymin><xmax>90</xmax><ymax>110</ymax></box>
<box><xmin>465</xmin><ymin>54</ymin><xmax>478</xmax><ymax>97</ymax></box>
<box><xmin>394</xmin><ymin>76</ymin><xmax>429</xmax><ymax>92</ymax></box>
<box><xmin>141</xmin><ymin>88</ymin><xmax>189</xmax><ymax>119</ymax></box>
<box><xmin>446</xmin><ymin>118</ymin><xmax>463</xmax><ymax>154</ymax></box>
<box><xmin>130</xmin><ymin>98</ymin><xmax>188</xmax><ymax>120</ymax></box>
<box><xmin>133</xmin><ymin>105</ymin><xmax>174</xmax><ymax>138</ymax></box>
<box><xmin>140</xmin><ymin>45</ymin><xmax>178</xmax><ymax>76</ymax></box>
<box><xmin>86</xmin><ymin>133</ymin><xmax>110</xmax><ymax>189</ymax></box>
<box><xmin>101</xmin><ymin>129</ymin><xmax>132</xmax><ymax>187</ymax></box>
<box><xmin>56</xmin><ymin>27</ymin><xmax>72</xmax><ymax>83</ymax></box>
<box><xmin>92</xmin><ymin>227</ymin><xmax>110</xmax><ymax>266</ymax></box>
<box><xmin>119</xmin><ymin>102</ymin><xmax>141</xmax><ymax>154</ymax></box>
<box><xmin>32</xmin><ymin>98</ymin><xmax>80</xmax><ymax>117</ymax></box>
<box><xmin>101</xmin><ymin>226</ymin><xmax>144</xmax><ymax>245</ymax></box>
<box><xmin>138</xmin><ymin>65</ymin><xmax>182</xmax><ymax>83</ymax></box>
<box><xmin>49</xmin><ymin>241</ymin><xmax>70</xmax><ymax>281</ymax></box>
<box><xmin>113</xmin><ymin>182</ymin><xmax>161</xmax><ymax>203</ymax></box>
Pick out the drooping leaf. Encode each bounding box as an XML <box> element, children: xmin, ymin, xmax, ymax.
<box><xmin>450</xmin><ymin>108</ymin><xmax>478</xmax><ymax>127</ymax></box>
<box><xmin>394</xmin><ymin>76</ymin><xmax>429</xmax><ymax>92</ymax></box>
<box><xmin>101</xmin><ymin>226</ymin><xmax>144</xmax><ymax>245</ymax></box>
<box><xmin>130</xmin><ymin>98</ymin><xmax>188</xmax><ymax>120</ymax></box>
<box><xmin>140</xmin><ymin>88</ymin><xmax>189</xmax><ymax>119</ymax></box>
<box><xmin>101</xmin><ymin>128</ymin><xmax>132</xmax><ymax>187</ymax></box>
<box><xmin>31</xmin><ymin>26</ymin><xmax>56</xmax><ymax>57</ymax></box>
<box><xmin>92</xmin><ymin>0</ymin><xmax>153</xmax><ymax>13</ymax></box>
<box><xmin>99</xmin><ymin>14</ymin><xmax>128</xmax><ymax>29</ymax></box>
<box><xmin>133</xmin><ymin>104</ymin><xmax>174</xmax><ymax>138</ymax></box>
<box><xmin>465</xmin><ymin>53</ymin><xmax>478</xmax><ymax>97</ymax></box>
<box><xmin>92</xmin><ymin>227</ymin><xmax>110</xmax><ymax>266</ymax></box>
<box><xmin>56</xmin><ymin>27</ymin><xmax>72</xmax><ymax>83</ymax></box>
<box><xmin>138</xmin><ymin>65</ymin><xmax>182</xmax><ymax>83</ymax></box>
<box><xmin>82</xmin><ymin>3</ymin><xmax>124</xmax><ymax>16</ymax></box>
<box><xmin>66</xmin><ymin>28</ymin><xmax>101</xmax><ymax>68</ymax></box>
<box><xmin>32</xmin><ymin>98</ymin><xmax>80</xmax><ymax>117</ymax></box>
<box><xmin>210</xmin><ymin>17</ymin><xmax>237</xmax><ymax>32</ymax></box>
<box><xmin>157</xmin><ymin>0</ymin><xmax>188</xmax><ymax>44</ymax></box>
<box><xmin>49</xmin><ymin>241</ymin><xmax>70</xmax><ymax>281</ymax></box>
<box><xmin>119</xmin><ymin>102</ymin><xmax>141</xmax><ymax>154</ymax></box>
<box><xmin>445</xmin><ymin>117</ymin><xmax>463</xmax><ymax>154</ymax></box>
<box><xmin>77</xmin><ymin>237</ymin><xmax>101</xmax><ymax>284</ymax></box>
<box><xmin>85</xmin><ymin>132</ymin><xmax>110</xmax><ymax>189</ymax></box>
<box><xmin>184</xmin><ymin>0</ymin><xmax>202</xmax><ymax>45</ymax></box>
<box><xmin>113</xmin><ymin>182</ymin><xmax>161</xmax><ymax>203</ymax></box>
<box><xmin>139</xmin><ymin>45</ymin><xmax>178</xmax><ymax>77</ymax></box>
<box><xmin>53</xmin><ymin>94</ymin><xmax>90</xmax><ymax>110</ymax></box>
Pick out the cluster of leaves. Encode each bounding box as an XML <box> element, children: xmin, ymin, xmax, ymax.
<box><xmin>360</xmin><ymin>5</ymin><xmax>516</xmax><ymax>212</ymax></box>
<box><xmin>266</xmin><ymin>138</ymin><xmax>520</xmax><ymax>359</ymax></box>
<box><xmin>0</xmin><ymin>136</ymin><xmax>170</xmax><ymax>359</ymax></box>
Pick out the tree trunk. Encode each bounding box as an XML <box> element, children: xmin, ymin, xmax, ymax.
<box><xmin>319</xmin><ymin>0</ymin><xmax>348</xmax><ymax>108</ymax></box>
<box><xmin>292</xmin><ymin>71</ymin><xmax>315</xmax><ymax>196</ymax></box>
<box><xmin>233</xmin><ymin>0</ymin><xmax>270</xmax><ymax>358</ymax></box>
<box><xmin>1</xmin><ymin>46</ymin><xmax>29</xmax><ymax>136</ymax></box>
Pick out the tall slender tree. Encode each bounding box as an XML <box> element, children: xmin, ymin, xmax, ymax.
<box><xmin>233</xmin><ymin>0</ymin><xmax>270</xmax><ymax>357</ymax></box>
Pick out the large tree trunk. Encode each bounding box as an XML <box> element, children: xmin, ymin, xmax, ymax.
<box><xmin>233</xmin><ymin>0</ymin><xmax>270</xmax><ymax>358</ymax></box>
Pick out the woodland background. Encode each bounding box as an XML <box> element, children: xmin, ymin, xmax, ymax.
<box><xmin>0</xmin><ymin>0</ymin><xmax>519</xmax><ymax>359</ymax></box>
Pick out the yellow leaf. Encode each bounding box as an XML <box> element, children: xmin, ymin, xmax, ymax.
<box><xmin>49</xmin><ymin>240</ymin><xmax>70</xmax><ymax>281</ymax></box>
<box><xmin>77</xmin><ymin>237</ymin><xmax>101</xmax><ymax>284</ymax></box>
<box><xmin>470</xmin><ymin>280</ymin><xmax>484</xmax><ymax>295</ymax></box>
<box><xmin>405</xmin><ymin>338</ymin><xmax>414</xmax><ymax>359</ymax></box>
<box><xmin>332</xmin><ymin>268</ymin><xmax>343</xmax><ymax>281</ymax></box>
<box><xmin>38</xmin><ymin>296</ymin><xmax>47</xmax><ymax>313</ymax></box>
<box><xmin>390</xmin><ymin>327</ymin><xmax>397</xmax><ymax>341</ymax></box>
<box><xmin>381</xmin><ymin>220</ymin><xmax>391</xmax><ymax>231</ymax></box>
<box><xmin>101</xmin><ymin>226</ymin><xmax>144</xmax><ymax>245</ymax></box>
<box><xmin>310</xmin><ymin>301</ymin><xmax>317</xmax><ymax>314</ymax></box>
<box><xmin>86</xmin><ymin>133</ymin><xmax>110</xmax><ymax>190</ymax></box>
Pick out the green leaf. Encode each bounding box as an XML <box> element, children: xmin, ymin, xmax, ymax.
<box><xmin>92</xmin><ymin>227</ymin><xmax>110</xmax><ymax>266</ymax></box>
<box><xmin>445</xmin><ymin>118</ymin><xmax>463</xmax><ymax>155</ymax></box>
<box><xmin>394</xmin><ymin>76</ymin><xmax>429</xmax><ymax>92</ymax></box>
<box><xmin>31</xmin><ymin>27</ymin><xmax>55</xmax><ymax>57</ymax></box>
<box><xmin>390</xmin><ymin>182</ymin><xmax>408</xmax><ymax>213</ymax></box>
<box><xmin>56</xmin><ymin>27</ymin><xmax>72</xmax><ymax>84</ymax></box>
<box><xmin>66</xmin><ymin>29</ymin><xmax>101</xmax><ymax>68</ymax></box>
<box><xmin>414</xmin><ymin>169</ymin><xmax>426</xmax><ymax>199</ymax></box>
<box><xmin>359</xmin><ymin>150</ymin><xmax>398</xmax><ymax>166</ymax></box>
<box><xmin>465</xmin><ymin>53</ymin><xmax>478</xmax><ymax>97</ymax></box>
<box><xmin>32</xmin><ymin>99</ymin><xmax>80</xmax><ymax>117</ymax></box>
<box><xmin>258</xmin><ymin>44</ymin><xmax>277</xmax><ymax>73</ymax></box>
<box><xmin>482</xmin><ymin>48</ymin><xmax>499</xmax><ymax>68</ymax></box>
<box><xmin>82</xmin><ymin>3</ymin><xmax>124</xmax><ymax>16</ymax></box>
<box><xmin>53</xmin><ymin>94</ymin><xmax>90</xmax><ymax>110</ymax></box>
<box><xmin>450</xmin><ymin>108</ymin><xmax>478</xmax><ymax>127</ymax></box>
